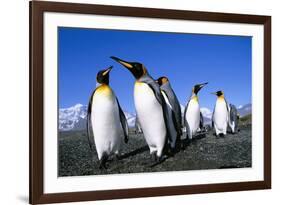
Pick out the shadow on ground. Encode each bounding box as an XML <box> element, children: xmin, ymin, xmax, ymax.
<box><xmin>58</xmin><ymin>125</ymin><xmax>252</xmax><ymax>176</ymax></box>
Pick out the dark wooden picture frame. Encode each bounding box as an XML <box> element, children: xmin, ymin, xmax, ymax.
<box><xmin>30</xmin><ymin>1</ymin><xmax>271</xmax><ymax>204</ymax></box>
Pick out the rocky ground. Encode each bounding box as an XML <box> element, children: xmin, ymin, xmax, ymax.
<box><xmin>58</xmin><ymin>124</ymin><xmax>252</xmax><ymax>177</ymax></box>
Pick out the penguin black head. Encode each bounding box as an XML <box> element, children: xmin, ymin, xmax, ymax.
<box><xmin>110</xmin><ymin>56</ymin><xmax>147</xmax><ymax>79</ymax></box>
<box><xmin>157</xmin><ymin>76</ymin><xmax>169</xmax><ymax>86</ymax></box>
<box><xmin>96</xmin><ymin>66</ymin><xmax>113</xmax><ymax>85</ymax></box>
<box><xmin>211</xmin><ymin>90</ymin><xmax>224</xmax><ymax>97</ymax></box>
<box><xmin>193</xmin><ymin>82</ymin><xmax>208</xmax><ymax>94</ymax></box>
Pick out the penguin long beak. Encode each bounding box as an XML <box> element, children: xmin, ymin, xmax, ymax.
<box><xmin>110</xmin><ymin>56</ymin><xmax>133</xmax><ymax>69</ymax></box>
<box><xmin>211</xmin><ymin>91</ymin><xmax>223</xmax><ymax>96</ymax></box>
<box><xmin>102</xmin><ymin>65</ymin><xmax>113</xmax><ymax>76</ymax></box>
<box><xmin>194</xmin><ymin>82</ymin><xmax>208</xmax><ymax>94</ymax></box>
<box><xmin>199</xmin><ymin>82</ymin><xmax>208</xmax><ymax>88</ymax></box>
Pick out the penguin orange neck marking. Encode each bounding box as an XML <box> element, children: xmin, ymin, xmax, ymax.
<box><xmin>135</xmin><ymin>81</ymin><xmax>145</xmax><ymax>87</ymax></box>
<box><xmin>191</xmin><ymin>95</ymin><xmax>199</xmax><ymax>102</ymax></box>
<box><xmin>218</xmin><ymin>95</ymin><xmax>225</xmax><ymax>101</ymax></box>
<box><xmin>96</xmin><ymin>84</ymin><xmax>112</xmax><ymax>96</ymax></box>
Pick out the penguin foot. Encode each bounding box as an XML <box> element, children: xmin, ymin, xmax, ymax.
<box><xmin>166</xmin><ymin>146</ymin><xmax>176</xmax><ymax>157</ymax></box>
<box><xmin>194</xmin><ymin>133</ymin><xmax>206</xmax><ymax>140</ymax></box>
<box><xmin>124</xmin><ymin>136</ymin><xmax>129</xmax><ymax>144</ymax></box>
<box><xmin>218</xmin><ymin>133</ymin><xmax>225</xmax><ymax>138</ymax></box>
<box><xmin>99</xmin><ymin>155</ymin><xmax>108</xmax><ymax>170</ymax></box>
<box><xmin>156</xmin><ymin>155</ymin><xmax>164</xmax><ymax>163</ymax></box>
<box><xmin>151</xmin><ymin>152</ymin><xmax>157</xmax><ymax>162</ymax></box>
<box><xmin>149</xmin><ymin>155</ymin><xmax>167</xmax><ymax>168</ymax></box>
<box><xmin>180</xmin><ymin>138</ymin><xmax>191</xmax><ymax>150</ymax></box>
<box><xmin>146</xmin><ymin>152</ymin><xmax>156</xmax><ymax>167</ymax></box>
<box><xmin>99</xmin><ymin>162</ymin><xmax>107</xmax><ymax>170</ymax></box>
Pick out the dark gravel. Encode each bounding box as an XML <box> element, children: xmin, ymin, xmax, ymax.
<box><xmin>58</xmin><ymin>125</ymin><xmax>252</xmax><ymax>177</ymax></box>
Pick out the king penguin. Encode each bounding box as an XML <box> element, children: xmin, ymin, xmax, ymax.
<box><xmin>157</xmin><ymin>76</ymin><xmax>182</xmax><ymax>151</ymax></box>
<box><xmin>228</xmin><ymin>103</ymin><xmax>239</xmax><ymax>134</ymax></box>
<box><xmin>184</xmin><ymin>83</ymin><xmax>208</xmax><ymax>140</ymax></box>
<box><xmin>111</xmin><ymin>56</ymin><xmax>171</xmax><ymax>162</ymax></box>
<box><xmin>87</xmin><ymin>66</ymin><xmax>129</xmax><ymax>169</ymax></box>
<box><xmin>211</xmin><ymin>90</ymin><xmax>229</xmax><ymax>137</ymax></box>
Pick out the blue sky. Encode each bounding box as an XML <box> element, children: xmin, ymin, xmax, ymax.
<box><xmin>58</xmin><ymin>27</ymin><xmax>252</xmax><ymax>113</ymax></box>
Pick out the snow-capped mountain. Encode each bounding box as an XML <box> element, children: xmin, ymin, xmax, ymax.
<box><xmin>237</xmin><ymin>103</ymin><xmax>252</xmax><ymax>117</ymax></box>
<box><xmin>200</xmin><ymin>107</ymin><xmax>212</xmax><ymax>124</ymax></box>
<box><xmin>124</xmin><ymin>112</ymin><xmax>136</xmax><ymax>128</ymax></box>
<box><xmin>59</xmin><ymin>104</ymin><xmax>136</xmax><ymax>131</ymax></box>
<box><xmin>200</xmin><ymin>107</ymin><xmax>212</xmax><ymax>119</ymax></box>
<box><xmin>59</xmin><ymin>103</ymin><xmax>251</xmax><ymax>131</ymax></box>
<box><xmin>59</xmin><ymin>104</ymin><xmax>87</xmax><ymax>131</ymax></box>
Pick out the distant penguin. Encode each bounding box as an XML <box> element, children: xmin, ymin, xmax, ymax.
<box><xmin>228</xmin><ymin>104</ymin><xmax>239</xmax><ymax>134</ymax></box>
<box><xmin>184</xmin><ymin>83</ymin><xmax>208</xmax><ymax>140</ymax></box>
<box><xmin>157</xmin><ymin>76</ymin><xmax>182</xmax><ymax>151</ymax></box>
<box><xmin>87</xmin><ymin>66</ymin><xmax>129</xmax><ymax>169</ymax></box>
<box><xmin>211</xmin><ymin>90</ymin><xmax>229</xmax><ymax>137</ymax></box>
<box><xmin>111</xmin><ymin>56</ymin><xmax>171</xmax><ymax>162</ymax></box>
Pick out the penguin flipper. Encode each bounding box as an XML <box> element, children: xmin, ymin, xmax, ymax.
<box><xmin>168</xmin><ymin>93</ymin><xmax>182</xmax><ymax>135</ymax></box>
<box><xmin>211</xmin><ymin>105</ymin><xmax>215</xmax><ymax>129</ymax></box>
<box><xmin>161</xmin><ymin>83</ymin><xmax>182</xmax><ymax>134</ymax></box>
<box><xmin>183</xmin><ymin>103</ymin><xmax>191</xmax><ymax>139</ymax></box>
<box><xmin>200</xmin><ymin>111</ymin><xmax>204</xmax><ymax>130</ymax></box>
<box><xmin>225</xmin><ymin>99</ymin><xmax>230</xmax><ymax>121</ymax></box>
<box><xmin>184</xmin><ymin>116</ymin><xmax>191</xmax><ymax>140</ymax></box>
<box><xmin>229</xmin><ymin>104</ymin><xmax>238</xmax><ymax>123</ymax></box>
<box><xmin>116</xmin><ymin>98</ymin><xmax>129</xmax><ymax>143</ymax></box>
<box><xmin>161</xmin><ymin>90</ymin><xmax>179</xmax><ymax>146</ymax></box>
<box><xmin>87</xmin><ymin>89</ymin><xmax>96</xmax><ymax>152</ymax></box>
<box><xmin>146</xmin><ymin>80</ymin><xmax>164</xmax><ymax>106</ymax></box>
<box><xmin>172</xmin><ymin>106</ymin><xmax>182</xmax><ymax>136</ymax></box>
<box><xmin>145</xmin><ymin>80</ymin><xmax>175</xmax><ymax>146</ymax></box>
<box><xmin>174</xmin><ymin>99</ymin><xmax>183</xmax><ymax>135</ymax></box>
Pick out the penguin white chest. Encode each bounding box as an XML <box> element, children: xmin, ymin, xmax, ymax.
<box><xmin>91</xmin><ymin>85</ymin><xmax>121</xmax><ymax>159</ymax></box>
<box><xmin>134</xmin><ymin>82</ymin><xmax>166</xmax><ymax>155</ymax></box>
<box><xmin>185</xmin><ymin>98</ymin><xmax>200</xmax><ymax>134</ymax></box>
<box><xmin>213</xmin><ymin>99</ymin><xmax>228</xmax><ymax>131</ymax></box>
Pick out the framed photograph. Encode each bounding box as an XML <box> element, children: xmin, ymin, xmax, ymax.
<box><xmin>30</xmin><ymin>1</ymin><xmax>271</xmax><ymax>204</ymax></box>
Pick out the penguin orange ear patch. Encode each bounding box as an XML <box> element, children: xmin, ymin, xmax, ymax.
<box><xmin>161</xmin><ymin>77</ymin><xmax>168</xmax><ymax>84</ymax></box>
<box><xmin>142</xmin><ymin>66</ymin><xmax>147</xmax><ymax>75</ymax></box>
